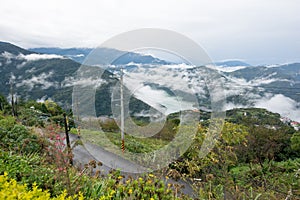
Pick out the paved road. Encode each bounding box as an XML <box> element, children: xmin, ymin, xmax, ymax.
<box><xmin>68</xmin><ymin>133</ymin><xmax>196</xmax><ymax>197</ymax></box>
<box><xmin>69</xmin><ymin>133</ymin><xmax>146</xmax><ymax>173</ymax></box>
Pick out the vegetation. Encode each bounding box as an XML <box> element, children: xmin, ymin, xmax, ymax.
<box><xmin>0</xmin><ymin>94</ymin><xmax>299</xmax><ymax>199</ymax></box>
<box><xmin>0</xmin><ymin>173</ymin><xmax>84</xmax><ymax>200</ymax></box>
<box><xmin>0</xmin><ymin>105</ymin><xmax>189</xmax><ymax>199</ymax></box>
<box><xmin>167</xmin><ymin>108</ymin><xmax>300</xmax><ymax>199</ymax></box>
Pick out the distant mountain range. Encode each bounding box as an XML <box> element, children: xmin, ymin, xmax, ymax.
<box><xmin>1</xmin><ymin>42</ymin><xmax>300</xmax><ymax>122</ymax></box>
<box><xmin>28</xmin><ymin>47</ymin><xmax>92</xmax><ymax>64</ymax></box>
<box><xmin>29</xmin><ymin>47</ymin><xmax>168</xmax><ymax>65</ymax></box>
<box><xmin>0</xmin><ymin>42</ymin><xmax>151</xmax><ymax>116</ymax></box>
<box><xmin>30</xmin><ymin>47</ymin><xmax>251</xmax><ymax>67</ymax></box>
<box><xmin>214</xmin><ymin>60</ymin><xmax>251</xmax><ymax>67</ymax></box>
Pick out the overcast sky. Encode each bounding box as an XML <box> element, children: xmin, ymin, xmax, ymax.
<box><xmin>0</xmin><ymin>0</ymin><xmax>299</xmax><ymax>65</ymax></box>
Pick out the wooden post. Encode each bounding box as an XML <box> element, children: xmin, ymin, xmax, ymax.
<box><xmin>63</xmin><ymin>113</ymin><xmax>73</xmax><ymax>165</ymax></box>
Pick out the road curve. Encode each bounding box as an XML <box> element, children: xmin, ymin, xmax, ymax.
<box><xmin>69</xmin><ymin>133</ymin><xmax>196</xmax><ymax>197</ymax></box>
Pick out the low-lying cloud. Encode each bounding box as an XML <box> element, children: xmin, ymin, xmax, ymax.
<box><xmin>120</xmin><ymin>64</ymin><xmax>300</xmax><ymax>122</ymax></box>
<box><xmin>16</xmin><ymin>71</ymin><xmax>58</xmax><ymax>90</ymax></box>
<box><xmin>17</xmin><ymin>53</ymin><xmax>65</xmax><ymax>61</ymax></box>
<box><xmin>255</xmin><ymin>94</ymin><xmax>300</xmax><ymax>122</ymax></box>
<box><xmin>1</xmin><ymin>51</ymin><xmax>65</xmax><ymax>66</ymax></box>
<box><xmin>62</xmin><ymin>76</ymin><xmax>106</xmax><ymax>88</ymax></box>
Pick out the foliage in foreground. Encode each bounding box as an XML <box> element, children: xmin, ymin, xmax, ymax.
<box><xmin>169</xmin><ymin>119</ymin><xmax>300</xmax><ymax>199</ymax></box>
<box><xmin>1</xmin><ymin>104</ymin><xmax>300</xmax><ymax>199</ymax></box>
<box><xmin>0</xmin><ymin>114</ymin><xmax>42</xmax><ymax>153</ymax></box>
<box><xmin>0</xmin><ymin>111</ymin><xmax>188</xmax><ymax>199</ymax></box>
<box><xmin>0</xmin><ymin>173</ymin><xmax>84</xmax><ymax>200</ymax></box>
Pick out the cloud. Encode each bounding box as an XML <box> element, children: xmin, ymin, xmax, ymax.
<box><xmin>130</xmin><ymin>85</ymin><xmax>195</xmax><ymax>115</ymax></box>
<box><xmin>68</xmin><ymin>54</ymin><xmax>85</xmax><ymax>58</ymax></box>
<box><xmin>16</xmin><ymin>53</ymin><xmax>65</xmax><ymax>61</ymax></box>
<box><xmin>36</xmin><ymin>95</ymin><xmax>48</xmax><ymax>103</ymax></box>
<box><xmin>9</xmin><ymin>73</ymin><xmax>16</xmax><ymax>83</ymax></box>
<box><xmin>0</xmin><ymin>0</ymin><xmax>299</xmax><ymax>64</ymax></box>
<box><xmin>213</xmin><ymin>66</ymin><xmax>247</xmax><ymax>72</ymax></box>
<box><xmin>1</xmin><ymin>52</ymin><xmax>14</xmax><ymax>64</ymax></box>
<box><xmin>16</xmin><ymin>61</ymin><xmax>27</xmax><ymax>69</ymax></box>
<box><xmin>123</xmin><ymin>63</ymin><xmax>201</xmax><ymax>95</ymax></box>
<box><xmin>1</xmin><ymin>51</ymin><xmax>65</xmax><ymax>68</ymax></box>
<box><xmin>255</xmin><ymin>94</ymin><xmax>300</xmax><ymax>122</ymax></box>
<box><xmin>116</xmin><ymin>64</ymin><xmax>224</xmax><ymax>113</ymax></box>
<box><xmin>224</xmin><ymin>93</ymin><xmax>300</xmax><ymax>122</ymax></box>
<box><xmin>16</xmin><ymin>72</ymin><xmax>58</xmax><ymax>90</ymax></box>
<box><xmin>62</xmin><ymin>76</ymin><xmax>106</xmax><ymax>88</ymax></box>
<box><xmin>25</xmin><ymin>67</ymin><xmax>36</xmax><ymax>74</ymax></box>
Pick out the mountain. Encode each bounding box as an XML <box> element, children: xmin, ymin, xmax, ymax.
<box><xmin>0</xmin><ymin>41</ymin><xmax>33</xmax><ymax>55</ymax></box>
<box><xmin>0</xmin><ymin>42</ymin><xmax>79</xmax><ymax>106</ymax></box>
<box><xmin>1</xmin><ymin>41</ymin><xmax>300</xmax><ymax>122</ymax></box>
<box><xmin>28</xmin><ymin>47</ymin><xmax>92</xmax><ymax>64</ymax></box>
<box><xmin>214</xmin><ymin>60</ymin><xmax>250</xmax><ymax>67</ymax></box>
<box><xmin>224</xmin><ymin>63</ymin><xmax>300</xmax><ymax>103</ymax></box>
<box><xmin>104</xmin><ymin>62</ymin><xmax>300</xmax><ymax>121</ymax></box>
<box><xmin>29</xmin><ymin>47</ymin><xmax>169</xmax><ymax>65</ymax></box>
<box><xmin>0</xmin><ymin>42</ymin><xmax>151</xmax><ymax>116</ymax></box>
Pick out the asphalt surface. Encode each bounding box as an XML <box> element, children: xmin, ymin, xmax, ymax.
<box><xmin>68</xmin><ymin>133</ymin><xmax>197</xmax><ymax>197</ymax></box>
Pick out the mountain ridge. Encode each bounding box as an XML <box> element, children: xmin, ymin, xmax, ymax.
<box><xmin>1</xmin><ymin>41</ymin><xmax>300</xmax><ymax>122</ymax></box>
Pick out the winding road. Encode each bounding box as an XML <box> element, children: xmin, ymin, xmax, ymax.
<box><xmin>68</xmin><ymin>133</ymin><xmax>196</xmax><ymax>197</ymax></box>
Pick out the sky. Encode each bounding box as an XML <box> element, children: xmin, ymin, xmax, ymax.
<box><xmin>0</xmin><ymin>0</ymin><xmax>299</xmax><ymax>65</ymax></box>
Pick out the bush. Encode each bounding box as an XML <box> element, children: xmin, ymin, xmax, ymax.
<box><xmin>19</xmin><ymin>108</ymin><xmax>45</xmax><ymax>127</ymax></box>
<box><xmin>81</xmin><ymin>171</ymin><xmax>189</xmax><ymax>200</ymax></box>
<box><xmin>0</xmin><ymin>172</ymin><xmax>84</xmax><ymax>200</ymax></box>
<box><xmin>0</xmin><ymin>151</ymin><xmax>54</xmax><ymax>191</ymax></box>
<box><xmin>99</xmin><ymin>119</ymin><xmax>119</xmax><ymax>132</ymax></box>
<box><xmin>0</xmin><ymin>123</ymin><xmax>41</xmax><ymax>153</ymax></box>
<box><xmin>291</xmin><ymin>132</ymin><xmax>300</xmax><ymax>154</ymax></box>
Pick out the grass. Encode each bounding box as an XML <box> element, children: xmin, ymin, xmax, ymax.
<box><xmin>79</xmin><ymin>122</ymin><xmax>197</xmax><ymax>171</ymax></box>
<box><xmin>79</xmin><ymin>128</ymin><xmax>171</xmax><ymax>168</ymax></box>
<box><xmin>81</xmin><ymin>129</ymin><xmax>169</xmax><ymax>153</ymax></box>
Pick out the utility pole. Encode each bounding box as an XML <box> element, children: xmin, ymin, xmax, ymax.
<box><xmin>63</xmin><ymin>113</ymin><xmax>73</xmax><ymax>165</ymax></box>
<box><xmin>75</xmin><ymin>99</ymin><xmax>80</xmax><ymax>122</ymax></box>
<box><xmin>15</xmin><ymin>96</ymin><xmax>18</xmax><ymax>117</ymax></box>
<box><xmin>75</xmin><ymin>98</ymin><xmax>81</xmax><ymax>138</ymax></box>
<box><xmin>120</xmin><ymin>67</ymin><xmax>125</xmax><ymax>153</ymax></box>
<box><xmin>10</xmin><ymin>81</ymin><xmax>15</xmax><ymax>117</ymax></box>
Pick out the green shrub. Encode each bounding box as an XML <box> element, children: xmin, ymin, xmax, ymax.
<box><xmin>19</xmin><ymin>108</ymin><xmax>45</xmax><ymax>127</ymax></box>
<box><xmin>0</xmin><ymin>172</ymin><xmax>84</xmax><ymax>200</ymax></box>
<box><xmin>0</xmin><ymin>123</ymin><xmax>41</xmax><ymax>153</ymax></box>
<box><xmin>0</xmin><ymin>151</ymin><xmax>54</xmax><ymax>190</ymax></box>
<box><xmin>99</xmin><ymin>119</ymin><xmax>119</xmax><ymax>132</ymax></box>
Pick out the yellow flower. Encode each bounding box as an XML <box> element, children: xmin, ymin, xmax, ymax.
<box><xmin>150</xmin><ymin>198</ymin><xmax>155</xmax><ymax>200</ymax></box>
<box><xmin>110</xmin><ymin>190</ymin><xmax>116</xmax><ymax>195</ymax></box>
<box><xmin>128</xmin><ymin>188</ymin><xmax>133</xmax><ymax>194</ymax></box>
<box><xmin>148</xmin><ymin>173</ymin><xmax>154</xmax><ymax>178</ymax></box>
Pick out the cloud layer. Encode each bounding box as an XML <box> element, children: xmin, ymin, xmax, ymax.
<box><xmin>0</xmin><ymin>0</ymin><xmax>299</xmax><ymax>64</ymax></box>
<box><xmin>255</xmin><ymin>94</ymin><xmax>300</xmax><ymax>122</ymax></box>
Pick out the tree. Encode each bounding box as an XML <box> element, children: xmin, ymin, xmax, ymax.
<box><xmin>291</xmin><ymin>132</ymin><xmax>300</xmax><ymax>155</ymax></box>
<box><xmin>236</xmin><ymin>125</ymin><xmax>292</xmax><ymax>165</ymax></box>
<box><xmin>172</xmin><ymin>122</ymin><xmax>248</xmax><ymax>180</ymax></box>
<box><xmin>0</xmin><ymin>94</ymin><xmax>11</xmax><ymax>114</ymax></box>
<box><xmin>45</xmin><ymin>100</ymin><xmax>63</xmax><ymax>116</ymax></box>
